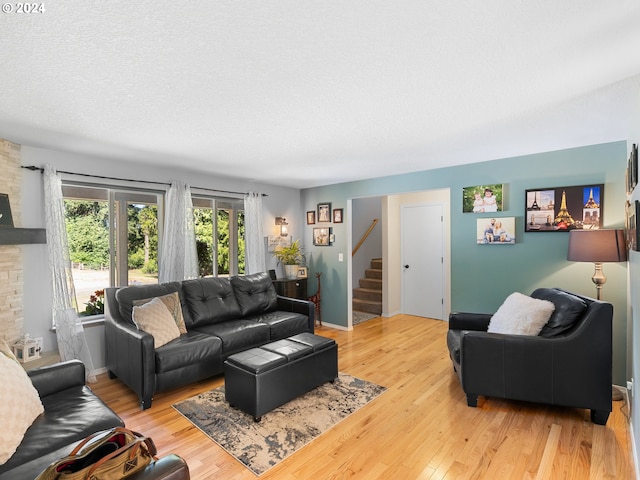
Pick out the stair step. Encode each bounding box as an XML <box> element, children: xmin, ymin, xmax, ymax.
<box><xmin>359</xmin><ymin>278</ymin><xmax>382</xmax><ymax>290</ymax></box>
<box><xmin>365</xmin><ymin>268</ymin><xmax>382</xmax><ymax>280</ymax></box>
<box><xmin>371</xmin><ymin>258</ymin><xmax>382</xmax><ymax>270</ymax></box>
<box><xmin>353</xmin><ymin>298</ymin><xmax>382</xmax><ymax>315</ymax></box>
<box><xmin>353</xmin><ymin>287</ymin><xmax>382</xmax><ymax>302</ymax></box>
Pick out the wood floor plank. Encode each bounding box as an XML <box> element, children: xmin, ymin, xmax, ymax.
<box><xmin>90</xmin><ymin>315</ymin><xmax>635</xmax><ymax>479</ymax></box>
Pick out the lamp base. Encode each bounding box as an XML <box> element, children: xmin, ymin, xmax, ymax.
<box><xmin>612</xmin><ymin>385</ymin><xmax>624</xmax><ymax>401</ymax></box>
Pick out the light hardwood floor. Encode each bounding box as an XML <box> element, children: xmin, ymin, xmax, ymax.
<box><xmin>91</xmin><ymin>315</ymin><xmax>635</xmax><ymax>479</ymax></box>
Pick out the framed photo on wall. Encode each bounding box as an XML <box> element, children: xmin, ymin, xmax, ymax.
<box><xmin>628</xmin><ymin>144</ymin><xmax>638</xmax><ymax>195</ymax></box>
<box><xmin>462</xmin><ymin>184</ymin><xmax>504</xmax><ymax>213</ymax></box>
<box><xmin>333</xmin><ymin>208</ymin><xmax>343</xmax><ymax>223</ymax></box>
<box><xmin>525</xmin><ymin>184</ymin><xmax>604</xmax><ymax>232</ymax></box>
<box><xmin>306</xmin><ymin>210</ymin><xmax>316</xmax><ymax>225</ymax></box>
<box><xmin>317</xmin><ymin>203</ymin><xmax>331</xmax><ymax>223</ymax></box>
<box><xmin>476</xmin><ymin>217</ymin><xmax>515</xmax><ymax>244</ymax></box>
<box><xmin>313</xmin><ymin>227</ymin><xmax>332</xmax><ymax>246</ymax></box>
<box><xmin>626</xmin><ymin>200</ymin><xmax>637</xmax><ymax>251</ymax></box>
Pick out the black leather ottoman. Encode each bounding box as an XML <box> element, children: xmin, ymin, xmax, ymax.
<box><xmin>224</xmin><ymin>333</ymin><xmax>338</xmax><ymax>421</ymax></box>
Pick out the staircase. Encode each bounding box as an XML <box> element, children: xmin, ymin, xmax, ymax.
<box><xmin>353</xmin><ymin>258</ymin><xmax>382</xmax><ymax>315</ymax></box>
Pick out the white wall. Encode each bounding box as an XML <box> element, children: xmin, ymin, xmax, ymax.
<box><xmin>19</xmin><ymin>145</ymin><xmax>302</xmax><ymax>374</ymax></box>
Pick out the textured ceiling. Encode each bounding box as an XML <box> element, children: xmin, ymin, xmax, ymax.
<box><xmin>1</xmin><ymin>1</ymin><xmax>639</xmax><ymax>188</ymax></box>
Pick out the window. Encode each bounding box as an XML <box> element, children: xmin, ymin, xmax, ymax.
<box><xmin>193</xmin><ymin>197</ymin><xmax>245</xmax><ymax>277</ymax></box>
<box><xmin>63</xmin><ymin>184</ymin><xmax>162</xmax><ymax>316</ymax></box>
<box><xmin>63</xmin><ymin>184</ymin><xmax>246</xmax><ymax>317</ymax></box>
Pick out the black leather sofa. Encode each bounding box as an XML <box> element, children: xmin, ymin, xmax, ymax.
<box><xmin>447</xmin><ymin>288</ymin><xmax>613</xmax><ymax>425</ymax></box>
<box><xmin>105</xmin><ymin>272</ymin><xmax>314</xmax><ymax>410</ymax></box>
<box><xmin>0</xmin><ymin>360</ymin><xmax>190</xmax><ymax>480</ymax></box>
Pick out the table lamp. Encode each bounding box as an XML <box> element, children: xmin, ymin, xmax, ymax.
<box><xmin>567</xmin><ymin>229</ymin><xmax>627</xmax><ymax>300</ymax></box>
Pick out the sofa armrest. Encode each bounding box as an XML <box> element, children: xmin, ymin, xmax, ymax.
<box><xmin>129</xmin><ymin>454</ymin><xmax>190</xmax><ymax>480</ymax></box>
<box><xmin>105</xmin><ymin>305</ymin><xmax>157</xmax><ymax>409</ymax></box>
<box><xmin>448</xmin><ymin>312</ymin><xmax>492</xmax><ymax>331</ymax></box>
<box><xmin>28</xmin><ymin>359</ymin><xmax>86</xmax><ymax>398</ymax></box>
<box><xmin>277</xmin><ymin>295</ymin><xmax>315</xmax><ymax>333</ymax></box>
<box><xmin>460</xmin><ymin>331</ymin><xmax>555</xmax><ymax>400</ymax></box>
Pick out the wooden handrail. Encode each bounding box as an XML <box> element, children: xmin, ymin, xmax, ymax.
<box><xmin>352</xmin><ymin>218</ymin><xmax>379</xmax><ymax>256</ymax></box>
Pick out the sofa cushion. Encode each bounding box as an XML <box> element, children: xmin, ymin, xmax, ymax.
<box><xmin>1</xmin><ymin>385</ymin><xmax>123</xmax><ymax>473</ymax></box>
<box><xmin>487</xmin><ymin>292</ymin><xmax>555</xmax><ymax>336</ymax></box>
<box><xmin>532</xmin><ymin>288</ymin><xmax>588</xmax><ymax>338</ymax></box>
<box><xmin>154</xmin><ymin>331</ymin><xmax>222</xmax><ymax>373</ymax></box>
<box><xmin>133</xmin><ymin>291</ymin><xmax>187</xmax><ymax>334</ymax></box>
<box><xmin>182</xmin><ymin>277</ymin><xmax>242</xmax><ymax>327</ymax></box>
<box><xmin>132</xmin><ymin>297</ymin><xmax>182</xmax><ymax>348</ymax></box>
<box><xmin>230</xmin><ymin>272</ymin><xmax>278</xmax><ymax>317</ymax></box>
<box><xmin>115</xmin><ymin>282</ymin><xmax>183</xmax><ymax>325</ymax></box>
<box><xmin>193</xmin><ymin>320</ymin><xmax>270</xmax><ymax>356</ymax></box>
<box><xmin>0</xmin><ymin>342</ymin><xmax>44</xmax><ymax>465</ymax></box>
<box><xmin>248</xmin><ymin>311</ymin><xmax>311</xmax><ymax>340</ymax></box>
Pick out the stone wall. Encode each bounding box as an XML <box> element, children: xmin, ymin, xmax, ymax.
<box><xmin>0</xmin><ymin>139</ymin><xmax>23</xmax><ymax>343</ymax></box>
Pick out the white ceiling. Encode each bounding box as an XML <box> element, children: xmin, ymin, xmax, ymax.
<box><xmin>1</xmin><ymin>1</ymin><xmax>639</xmax><ymax>188</ymax></box>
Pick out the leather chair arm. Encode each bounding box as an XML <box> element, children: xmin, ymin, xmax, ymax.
<box><xmin>448</xmin><ymin>312</ymin><xmax>492</xmax><ymax>331</ymax></box>
<box><xmin>277</xmin><ymin>296</ymin><xmax>315</xmax><ymax>332</ymax></box>
<box><xmin>129</xmin><ymin>454</ymin><xmax>190</xmax><ymax>480</ymax></box>
<box><xmin>104</xmin><ymin>315</ymin><xmax>156</xmax><ymax>409</ymax></box>
<box><xmin>461</xmin><ymin>331</ymin><xmax>555</xmax><ymax>400</ymax></box>
<box><xmin>28</xmin><ymin>359</ymin><xmax>86</xmax><ymax>397</ymax></box>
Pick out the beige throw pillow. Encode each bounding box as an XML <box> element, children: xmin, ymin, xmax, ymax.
<box><xmin>0</xmin><ymin>341</ymin><xmax>44</xmax><ymax>465</ymax></box>
<box><xmin>133</xmin><ymin>292</ymin><xmax>187</xmax><ymax>334</ymax></box>
<box><xmin>132</xmin><ymin>297</ymin><xmax>181</xmax><ymax>348</ymax></box>
<box><xmin>487</xmin><ymin>292</ymin><xmax>555</xmax><ymax>336</ymax></box>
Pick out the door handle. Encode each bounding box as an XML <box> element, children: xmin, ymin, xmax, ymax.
<box><xmin>404</xmin><ymin>264</ymin><xmax>410</xmax><ymax>269</ymax></box>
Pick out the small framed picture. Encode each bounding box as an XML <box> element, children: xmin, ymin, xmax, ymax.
<box><xmin>333</xmin><ymin>208</ymin><xmax>343</xmax><ymax>223</ymax></box>
<box><xmin>306</xmin><ymin>211</ymin><xmax>316</xmax><ymax>225</ymax></box>
<box><xmin>626</xmin><ymin>201</ymin><xmax>637</xmax><ymax>251</ymax></box>
<box><xmin>297</xmin><ymin>266</ymin><xmax>308</xmax><ymax>278</ymax></box>
<box><xmin>317</xmin><ymin>203</ymin><xmax>332</xmax><ymax>223</ymax></box>
<box><xmin>313</xmin><ymin>227</ymin><xmax>332</xmax><ymax>246</ymax></box>
<box><xmin>477</xmin><ymin>217</ymin><xmax>516</xmax><ymax>244</ymax></box>
<box><xmin>0</xmin><ymin>193</ymin><xmax>14</xmax><ymax>228</ymax></box>
<box><xmin>463</xmin><ymin>184</ymin><xmax>504</xmax><ymax>213</ymax></box>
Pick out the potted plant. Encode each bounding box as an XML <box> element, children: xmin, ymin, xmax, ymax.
<box><xmin>274</xmin><ymin>239</ymin><xmax>305</xmax><ymax>279</ymax></box>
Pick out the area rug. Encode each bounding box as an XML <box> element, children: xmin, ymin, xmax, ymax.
<box><xmin>173</xmin><ymin>373</ymin><xmax>386</xmax><ymax>476</ymax></box>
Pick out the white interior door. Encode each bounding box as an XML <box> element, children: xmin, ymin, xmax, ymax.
<box><xmin>401</xmin><ymin>203</ymin><xmax>444</xmax><ymax>319</ymax></box>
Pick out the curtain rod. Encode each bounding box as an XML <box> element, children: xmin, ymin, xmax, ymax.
<box><xmin>21</xmin><ymin>165</ymin><xmax>267</xmax><ymax>197</ymax></box>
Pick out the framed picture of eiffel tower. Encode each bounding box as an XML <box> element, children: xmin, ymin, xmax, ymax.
<box><xmin>525</xmin><ymin>184</ymin><xmax>604</xmax><ymax>232</ymax></box>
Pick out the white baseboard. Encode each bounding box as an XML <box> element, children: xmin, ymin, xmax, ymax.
<box><xmin>91</xmin><ymin>366</ymin><xmax>108</xmax><ymax>377</ymax></box>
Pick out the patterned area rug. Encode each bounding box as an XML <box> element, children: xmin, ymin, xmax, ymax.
<box><xmin>173</xmin><ymin>373</ymin><xmax>386</xmax><ymax>476</ymax></box>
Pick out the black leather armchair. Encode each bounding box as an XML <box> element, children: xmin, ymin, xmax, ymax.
<box><xmin>447</xmin><ymin>288</ymin><xmax>613</xmax><ymax>425</ymax></box>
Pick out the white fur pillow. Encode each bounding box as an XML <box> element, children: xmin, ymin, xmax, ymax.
<box><xmin>488</xmin><ymin>292</ymin><xmax>555</xmax><ymax>336</ymax></box>
<box><xmin>132</xmin><ymin>297</ymin><xmax>181</xmax><ymax>348</ymax></box>
<box><xmin>0</xmin><ymin>341</ymin><xmax>44</xmax><ymax>464</ymax></box>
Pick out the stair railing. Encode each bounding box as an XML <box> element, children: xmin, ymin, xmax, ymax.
<box><xmin>352</xmin><ymin>218</ymin><xmax>379</xmax><ymax>257</ymax></box>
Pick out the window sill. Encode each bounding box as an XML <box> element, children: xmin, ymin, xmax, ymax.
<box><xmin>51</xmin><ymin>314</ymin><xmax>105</xmax><ymax>332</ymax></box>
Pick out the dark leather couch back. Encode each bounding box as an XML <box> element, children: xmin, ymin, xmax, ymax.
<box><xmin>230</xmin><ymin>272</ymin><xmax>278</xmax><ymax>317</ymax></box>
<box><xmin>182</xmin><ymin>277</ymin><xmax>242</xmax><ymax>328</ymax></box>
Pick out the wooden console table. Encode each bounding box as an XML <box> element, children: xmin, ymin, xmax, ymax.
<box><xmin>272</xmin><ymin>278</ymin><xmax>307</xmax><ymax>300</ymax></box>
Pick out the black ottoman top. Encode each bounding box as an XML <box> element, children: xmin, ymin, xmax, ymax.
<box><xmin>226</xmin><ymin>347</ymin><xmax>287</xmax><ymax>374</ymax></box>
<box><xmin>288</xmin><ymin>333</ymin><xmax>335</xmax><ymax>352</ymax></box>
<box><xmin>261</xmin><ymin>339</ymin><xmax>312</xmax><ymax>361</ymax></box>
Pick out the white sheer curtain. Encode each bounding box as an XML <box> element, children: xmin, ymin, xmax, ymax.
<box><xmin>244</xmin><ymin>192</ymin><xmax>265</xmax><ymax>274</ymax></box>
<box><xmin>158</xmin><ymin>181</ymin><xmax>198</xmax><ymax>283</ymax></box>
<box><xmin>43</xmin><ymin>165</ymin><xmax>96</xmax><ymax>382</ymax></box>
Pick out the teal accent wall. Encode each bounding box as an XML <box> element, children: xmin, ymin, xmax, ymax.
<box><xmin>302</xmin><ymin>141</ymin><xmax>628</xmax><ymax>384</ymax></box>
